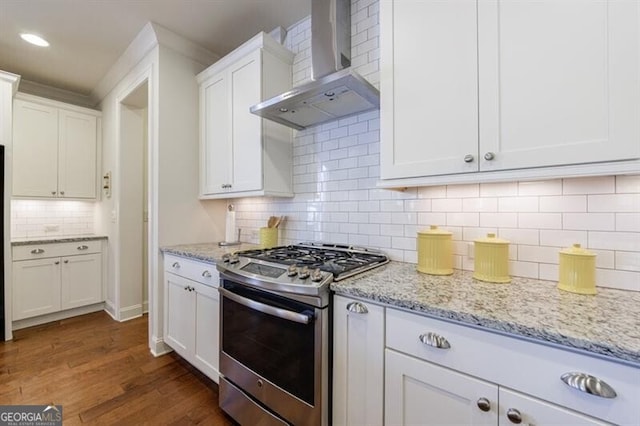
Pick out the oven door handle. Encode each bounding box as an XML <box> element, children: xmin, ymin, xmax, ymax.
<box><xmin>219</xmin><ymin>288</ymin><xmax>313</xmax><ymax>325</ymax></box>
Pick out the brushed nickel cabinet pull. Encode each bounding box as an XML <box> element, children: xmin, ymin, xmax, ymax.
<box><xmin>419</xmin><ymin>332</ymin><xmax>451</xmax><ymax>349</ymax></box>
<box><xmin>172</xmin><ymin>262</ymin><xmax>180</xmax><ymax>269</ymax></box>
<box><xmin>560</xmin><ymin>372</ymin><xmax>617</xmax><ymax>398</ymax></box>
<box><xmin>202</xmin><ymin>270</ymin><xmax>212</xmax><ymax>278</ymax></box>
<box><xmin>346</xmin><ymin>301</ymin><xmax>368</xmax><ymax>314</ymax></box>
<box><xmin>30</xmin><ymin>248</ymin><xmax>45</xmax><ymax>254</ymax></box>
<box><xmin>77</xmin><ymin>245</ymin><xmax>89</xmax><ymax>251</ymax></box>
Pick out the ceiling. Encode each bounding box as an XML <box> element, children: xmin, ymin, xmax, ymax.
<box><xmin>0</xmin><ymin>0</ymin><xmax>310</xmax><ymax>98</ymax></box>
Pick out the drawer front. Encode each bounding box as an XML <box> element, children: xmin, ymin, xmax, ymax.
<box><xmin>386</xmin><ymin>308</ymin><xmax>640</xmax><ymax>425</ymax></box>
<box><xmin>13</xmin><ymin>240</ymin><xmax>102</xmax><ymax>260</ymax></box>
<box><xmin>164</xmin><ymin>254</ymin><xmax>219</xmax><ymax>287</ymax></box>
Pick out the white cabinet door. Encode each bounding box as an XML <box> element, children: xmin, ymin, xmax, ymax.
<box><xmin>165</xmin><ymin>273</ymin><xmax>196</xmax><ymax>357</ymax></box>
<box><xmin>12</xmin><ymin>258</ymin><xmax>62</xmax><ymax>320</ymax></box>
<box><xmin>58</xmin><ymin>109</ymin><xmax>97</xmax><ymax>198</ymax></box>
<box><xmin>380</xmin><ymin>0</ymin><xmax>479</xmax><ymax>179</ymax></box>
<box><xmin>385</xmin><ymin>349</ymin><xmax>498</xmax><ymax>426</ymax></box>
<box><xmin>60</xmin><ymin>253</ymin><xmax>102</xmax><ymax>310</ymax></box>
<box><xmin>478</xmin><ymin>0</ymin><xmax>640</xmax><ymax>172</ymax></box>
<box><xmin>498</xmin><ymin>388</ymin><xmax>610</xmax><ymax>426</ymax></box>
<box><xmin>333</xmin><ymin>296</ymin><xmax>384</xmax><ymax>426</ymax></box>
<box><xmin>193</xmin><ymin>280</ymin><xmax>220</xmax><ymax>383</ymax></box>
<box><xmin>201</xmin><ymin>72</ymin><xmax>230</xmax><ymax>195</ymax></box>
<box><xmin>12</xmin><ymin>99</ymin><xmax>59</xmax><ymax>197</ymax></box>
<box><xmin>229</xmin><ymin>50</ymin><xmax>263</xmax><ymax>193</ymax></box>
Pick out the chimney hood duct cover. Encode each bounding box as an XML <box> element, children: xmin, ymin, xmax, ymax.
<box><xmin>250</xmin><ymin>0</ymin><xmax>379</xmax><ymax>131</ymax></box>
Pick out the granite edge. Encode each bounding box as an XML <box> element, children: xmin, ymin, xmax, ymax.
<box><xmin>12</xmin><ymin>235</ymin><xmax>109</xmax><ymax>246</ymax></box>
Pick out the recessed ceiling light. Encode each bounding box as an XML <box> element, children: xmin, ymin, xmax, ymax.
<box><xmin>20</xmin><ymin>33</ymin><xmax>49</xmax><ymax>47</ymax></box>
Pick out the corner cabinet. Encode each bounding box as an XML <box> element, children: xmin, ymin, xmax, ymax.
<box><xmin>380</xmin><ymin>0</ymin><xmax>640</xmax><ymax>186</ymax></box>
<box><xmin>333</xmin><ymin>296</ymin><xmax>384</xmax><ymax>426</ymax></box>
<box><xmin>13</xmin><ymin>93</ymin><xmax>100</xmax><ymax>199</ymax></box>
<box><xmin>197</xmin><ymin>32</ymin><xmax>294</xmax><ymax>199</ymax></box>
<box><xmin>163</xmin><ymin>254</ymin><xmax>220</xmax><ymax>383</ymax></box>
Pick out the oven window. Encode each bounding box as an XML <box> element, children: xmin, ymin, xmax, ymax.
<box><xmin>222</xmin><ymin>282</ymin><xmax>316</xmax><ymax>406</ymax></box>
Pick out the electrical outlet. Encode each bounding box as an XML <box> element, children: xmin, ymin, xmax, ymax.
<box><xmin>44</xmin><ymin>224</ymin><xmax>59</xmax><ymax>233</ymax></box>
<box><xmin>467</xmin><ymin>242</ymin><xmax>475</xmax><ymax>259</ymax></box>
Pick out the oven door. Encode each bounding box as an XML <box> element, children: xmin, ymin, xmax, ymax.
<box><xmin>219</xmin><ymin>279</ymin><xmax>328</xmax><ymax>426</ymax></box>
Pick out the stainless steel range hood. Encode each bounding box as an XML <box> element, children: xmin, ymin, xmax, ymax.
<box><xmin>250</xmin><ymin>0</ymin><xmax>380</xmax><ymax>131</ymax></box>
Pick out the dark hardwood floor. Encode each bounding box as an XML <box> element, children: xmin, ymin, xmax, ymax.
<box><xmin>0</xmin><ymin>311</ymin><xmax>235</xmax><ymax>425</ymax></box>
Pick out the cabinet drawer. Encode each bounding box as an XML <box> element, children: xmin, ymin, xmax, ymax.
<box><xmin>13</xmin><ymin>240</ymin><xmax>102</xmax><ymax>261</ymax></box>
<box><xmin>164</xmin><ymin>254</ymin><xmax>219</xmax><ymax>287</ymax></box>
<box><xmin>386</xmin><ymin>308</ymin><xmax>640</xmax><ymax>425</ymax></box>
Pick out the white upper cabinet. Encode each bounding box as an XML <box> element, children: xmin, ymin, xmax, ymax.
<box><xmin>380</xmin><ymin>0</ymin><xmax>640</xmax><ymax>186</ymax></box>
<box><xmin>198</xmin><ymin>32</ymin><xmax>294</xmax><ymax>199</ymax></box>
<box><xmin>13</xmin><ymin>94</ymin><xmax>100</xmax><ymax>199</ymax></box>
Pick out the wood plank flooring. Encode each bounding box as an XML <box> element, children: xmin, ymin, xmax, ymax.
<box><xmin>0</xmin><ymin>311</ymin><xmax>235</xmax><ymax>425</ymax></box>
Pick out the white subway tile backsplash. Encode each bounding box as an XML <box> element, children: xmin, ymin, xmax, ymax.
<box><xmin>479</xmin><ymin>212</ymin><xmax>518</xmax><ymax>228</ymax></box>
<box><xmin>539</xmin><ymin>195</ymin><xmax>586</xmax><ymax>212</ymax></box>
<box><xmin>518</xmin><ymin>213</ymin><xmax>562</xmax><ymax>229</ymax></box>
<box><xmin>616</xmin><ymin>213</ymin><xmax>640</xmax><ymax>232</ymax></box>
<box><xmin>616</xmin><ymin>251</ymin><xmax>640</xmax><ymax>272</ymax></box>
<box><xmin>588</xmin><ymin>194</ymin><xmax>640</xmax><ymax>213</ymax></box>
<box><xmin>498</xmin><ymin>197</ymin><xmax>538</xmax><ymax>212</ymax></box>
<box><xmin>540</xmin><ymin>230</ymin><xmax>587</xmax><ymax>247</ymax></box>
<box><xmin>563</xmin><ymin>213</ymin><xmax>615</xmax><ymax>231</ymax></box>
<box><xmin>564</xmin><ymin>176</ymin><xmax>615</xmax><ymax>194</ymax></box>
<box><xmin>480</xmin><ymin>182</ymin><xmax>518</xmax><ymax>197</ymax></box>
<box><xmin>589</xmin><ymin>231</ymin><xmax>640</xmax><ymax>252</ymax></box>
<box><xmin>226</xmin><ymin>6</ymin><xmax>640</xmax><ymax>292</ymax></box>
<box><xmin>518</xmin><ymin>180</ymin><xmax>562</xmax><ymax>196</ymax></box>
<box><xmin>616</xmin><ymin>175</ymin><xmax>640</xmax><ymax>193</ymax></box>
<box><xmin>446</xmin><ymin>212</ymin><xmax>479</xmax><ymax>227</ymax></box>
<box><xmin>463</xmin><ymin>198</ymin><xmax>498</xmax><ymax>213</ymax></box>
<box><xmin>596</xmin><ymin>269</ymin><xmax>640</xmax><ymax>292</ymax></box>
<box><xmin>446</xmin><ymin>184</ymin><xmax>479</xmax><ymax>198</ymax></box>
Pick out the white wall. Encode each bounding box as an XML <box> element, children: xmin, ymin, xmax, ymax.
<box><xmin>233</xmin><ymin>2</ymin><xmax>640</xmax><ymax>292</ymax></box>
<box><xmin>96</xmin><ymin>28</ymin><xmax>226</xmax><ymax>353</ymax></box>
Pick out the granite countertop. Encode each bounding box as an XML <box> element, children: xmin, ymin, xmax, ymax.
<box><xmin>160</xmin><ymin>242</ymin><xmax>639</xmax><ymax>366</ymax></box>
<box><xmin>160</xmin><ymin>242</ymin><xmax>259</xmax><ymax>263</ymax></box>
<box><xmin>332</xmin><ymin>262</ymin><xmax>640</xmax><ymax>366</ymax></box>
<box><xmin>11</xmin><ymin>234</ymin><xmax>108</xmax><ymax>246</ymax></box>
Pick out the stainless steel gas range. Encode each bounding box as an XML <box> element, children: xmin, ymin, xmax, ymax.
<box><xmin>216</xmin><ymin>243</ymin><xmax>388</xmax><ymax>426</ymax></box>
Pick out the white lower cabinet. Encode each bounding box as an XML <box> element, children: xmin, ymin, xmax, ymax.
<box><xmin>164</xmin><ymin>254</ymin><xmax>220</xmax><ymax>383</ymax></box>
<box><xmin>385</xmin><ymin>349</ymin><xmax>497</xmax><ymax>425</ymax></box>
<box><xmin>333</xmin><ymin>296</ymin><xmax>385</xmax><ymax>426</ymax></box>
<box><xmin>12</xmin><ymin>241</ymin><xmax>104</xmax><ymax>321</ymax></box>
<box><xmin>333</xmin><ymin>297</ymin><xmax>639</xmax><ymax>426</ymax></box>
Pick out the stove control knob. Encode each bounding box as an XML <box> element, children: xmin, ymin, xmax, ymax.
<box><xmin>287</xmin><ymin>264</ymin><xmax>298</xmax><ymax>277</ymax></box>
<box><xmin>228</xmin><ymin>253</ymin><xmax>240</xmax><ymax>264</ymax></box>
<box><xmin>311</xmin><ymin>268</ymin><xmax>324</xmax><ymax>282</ymax></box>
<box><xmin>298</xmin><ymin>266</ymin><xmax>310</xmax><ymax>279</ymax></box>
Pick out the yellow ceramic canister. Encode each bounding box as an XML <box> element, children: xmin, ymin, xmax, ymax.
<box><xmin>417</xmin><ymin>225</ymin><xmax>453</xmax><ymax>275</ymax></box>
<box><xmin>473</xmin><ymin>233</ymin><xmax>511</xmax><ymax>283</ymax></box>
<box><xmin>558</xmin><ymin>244</ymin><xmax>597</xmax><ymax>295</ymax></box>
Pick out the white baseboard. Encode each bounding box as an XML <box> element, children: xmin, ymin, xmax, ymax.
<box><xmin>119</xmin><ymin>304</ymin><xmax>143</xmax><ymax>322</ymax></box>
<box><xmin>143</xmin><ymin>300</ymin><xmax>149</xmax><ymax>314</ymax></box>
<box><xmin>104</xmin><ymin>299</ymin><xmax>117</xmax><ymax>320</ymax></box>
<box><xmin>12</xmin><ymin>303</ymin><xmax>105</xmax><ymax>330</ymax></box>
<box><xmin>150</xmin><ymin>335</ymin><xmax>173</xmax><ymax>357</ymax></box>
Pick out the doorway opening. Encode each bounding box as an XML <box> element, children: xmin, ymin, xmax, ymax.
<box><xmin>119</xmin><ymin>81</ymin><xmax>149</xmax><ymax>319</ymax></box>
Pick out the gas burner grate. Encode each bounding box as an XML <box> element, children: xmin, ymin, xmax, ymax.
<box><xmin>239</xmin><ymin>244</ymin><xmax>388</xmax><ymax>280</ymax></box>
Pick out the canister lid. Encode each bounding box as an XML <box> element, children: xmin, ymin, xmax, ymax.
<box><xmin>560</xmin><ymin>243</ymin><xmax>596</xmax><ymax>257</ymax></box>
<box><xmin>418</xmin><ymin>225</ymin><xmax>452</xmax><ymax>236</ymax></box>
<box><xmin>474</xmin><ymin>233</ymin><xmax>509</xmax><ymax>244</ymax></box>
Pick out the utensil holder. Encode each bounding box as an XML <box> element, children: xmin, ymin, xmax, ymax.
<box><xmin>558</xmin><ymin>244</ymin><xmax>596</xmax><ymax>295</ymax></box>
<box><xmin>260</xmin><ymin>227</ymin><xmax>278</xmax><ymax>249</ymax></box>
<box><xmin>417</xmin><ymin>225</ymin><xmax>453</xmax><ymax>275</ymax></box>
